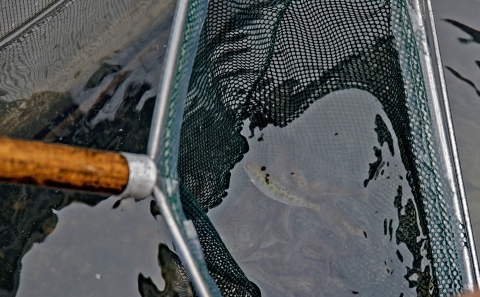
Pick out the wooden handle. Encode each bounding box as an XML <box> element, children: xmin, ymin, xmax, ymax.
<box><xmin>0</xmin><ymin>137</ymin><xmax>129</xmax><ymax>195</ymax></box>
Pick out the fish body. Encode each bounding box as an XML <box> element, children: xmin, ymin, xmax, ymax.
<box><xmin>244</xmin><ymin>160</ymin><xmax>364</xmax><ymax>238</ymax></box>
<box><xmin>244</xmin><ymin>161</ymin><xmax>321</xmax><ymax>212</ymax></box>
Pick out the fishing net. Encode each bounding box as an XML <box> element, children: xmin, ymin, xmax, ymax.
<box><xmin>166</xmin><ymin>0</ymin><xmax>474</xmax><ymax>296</ymax></box>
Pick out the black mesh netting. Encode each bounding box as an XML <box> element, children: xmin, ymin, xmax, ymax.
<box><xmin>176</xmin><ymin>0</ymin><xmax>463</xmax><ymax>296</ymax></box>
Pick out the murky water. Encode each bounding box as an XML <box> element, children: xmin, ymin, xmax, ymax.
<box><xmin>432</xmin><ymin>0</ymin><xmax>480</xmax><ymax>262</ymax></box>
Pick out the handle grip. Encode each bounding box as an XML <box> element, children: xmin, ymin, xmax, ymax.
<box><xmin>0</xmin><ymin>137</ymin><xmax>129</xmax><ymax>195</ymax></box>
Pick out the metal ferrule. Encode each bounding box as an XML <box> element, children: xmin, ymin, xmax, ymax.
<box><xmin>119</xmin><ymin>152</ymin><xmax>157</xmax><ymax>199</ymax></box>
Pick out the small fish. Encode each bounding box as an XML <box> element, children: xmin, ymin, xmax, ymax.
<box><xmin>244</xmin><ymin>160</ymin><xmax>364</xmax><ymax>237</ymax></box>
<box><xmin>244</xmin><ymin>161</ymin><xmax>322</xmax><ymax>212</ymax></box>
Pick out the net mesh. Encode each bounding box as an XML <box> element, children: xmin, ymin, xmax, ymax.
<box><xmin>0</xmin><ymin>0</ymin><xmax>56</xmax><ymax>40</ymax></box>
<box><xmin>175</xmin><ymin>0</ymin><xmax>465</xmax><ymax>296</ymax></box>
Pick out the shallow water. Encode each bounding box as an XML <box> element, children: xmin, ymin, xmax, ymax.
<box><xmin>209</xmin><ymin>89</ymin><xmax>427</xmax><ymax>296</ymax></box>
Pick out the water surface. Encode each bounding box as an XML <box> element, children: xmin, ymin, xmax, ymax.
<box><xmin>433</xmin><ymin>0</ymin><xmax>480</xmax><ymax>260</ymax></box>
<box><xmin>209</xmin><ymin>89</ymin><xmax>426</xmax><ymax>297</ymax></box>
<box><xmin>0</xmin><ymin>1</ymin><xmax>193</xmax><ymax>296</ymax></box>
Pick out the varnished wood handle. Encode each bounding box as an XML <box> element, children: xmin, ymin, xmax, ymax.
<box><xmin>0</xmin><ymin>137</ymin><xmax>129</xmax><ymax>195</ymax></box>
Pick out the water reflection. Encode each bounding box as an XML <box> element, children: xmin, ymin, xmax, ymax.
<box><xmin>444</xmin><ymin>19</ymin><xmax>480</xmax><ymax>45</ymax></box>
<box><xmin>433</xmin><ymin>0</ymin><xmax>480</xmax><ymax>260</ymax></box>
<box><xmin>445</xmin><ymin>66</ymin><xmax>480</xmax><ymax>97</ymax></box>
<box><xmin>16</xmin><ymin>196</ymin><xmax>170</xmax><ymax>297</ymax></box>
<box><xmin>443</xmin><ymin>18</ymin><xmax>480</xmax><ymax>98</ymax></box>
<box><xmin>0</xmin><ymin>1</ymin><xmax>183</xmax><ymax>296</ymax></box>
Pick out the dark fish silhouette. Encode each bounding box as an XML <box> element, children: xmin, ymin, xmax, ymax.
<box><xmin>83</xmin><ymin>63</ymin><xmax>121</xmax><ymax>91</ymax></box>
<box><xmin>444</xmin><ymin>19</ymin><xmax>480</xmax><ymax>44</ymax></box>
